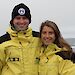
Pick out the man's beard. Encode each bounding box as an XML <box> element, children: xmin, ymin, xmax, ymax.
<box><xmin>14</xmin><ymin>24</ymin><xmax>28</xmax><ymax>31</ymax></box>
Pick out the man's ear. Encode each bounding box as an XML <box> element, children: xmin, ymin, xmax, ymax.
<box><xmin>10</xmin><ymin>20</ymin><xmax>13</xmax><ymax>25</ymax></box>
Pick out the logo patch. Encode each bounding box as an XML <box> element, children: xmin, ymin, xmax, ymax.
<box><xmin>18</xmin><ymin>8</ymin><xmax>25</xmax><ymax>15</ymax></box>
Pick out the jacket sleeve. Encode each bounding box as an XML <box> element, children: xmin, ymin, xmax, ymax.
<box><xmin>59</xmin><ymin>59</ymin><xmax>75</xmax><ymax>75</ymax></box>
<box><xmin>0</xmin><ymin>44</ymin><xmax>5</xmax><ymax>75</ymax></box>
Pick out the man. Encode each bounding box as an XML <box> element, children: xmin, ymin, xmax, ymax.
<box><xmin>0</xmin><ymin>3</ymin><xmax>39</xmax><ymax>44</ymax></box>
<box><xmin>0</xmin><ymin>3</ymin><xmax>40</xmax><ymax>75</ymax></box>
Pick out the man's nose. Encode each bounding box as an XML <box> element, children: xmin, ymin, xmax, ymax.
<box><xmin>20</xmin><ymin>18</ymin><xmax>24</xmax><ymax>24</ymax></box>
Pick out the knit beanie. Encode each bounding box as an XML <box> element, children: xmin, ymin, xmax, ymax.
<box><xmin>12</xmin><ymin>3</ymin><xmax>31</xmax><ymax>24</ymax></box>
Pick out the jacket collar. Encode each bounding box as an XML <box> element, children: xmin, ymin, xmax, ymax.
<box><xmin>40</xmin><ymin>43</ymin><xmax>62</xmax><ymax>56</ymax></box>
<box><xmin>7</xmin><ymin>26</ymin><xmax>33</xmax><ymax>43</ymax></box>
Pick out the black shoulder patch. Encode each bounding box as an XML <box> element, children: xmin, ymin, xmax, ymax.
<box><xmin>71</xmin><ymin>52</ymin><xmax>75</xmax><ymax>63</ymax></box>
<box><xmin>56</xmin><ymin>51</ymin><xmax>71</xmax><ymax>60</ymax></box>
<box><xmin>32</xmin><ymin>31</ymin><xmax>39</xmax><ymax>37</ymax></box>
<box><xmin>0</xmin><ymin>32</ymin><xmax>11</xmax><ymax>44</ymax></box>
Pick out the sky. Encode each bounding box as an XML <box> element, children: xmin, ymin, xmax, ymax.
<box><xmin>0</xmin><ymin>0</ymin><xmax>75</xmax><ymax>38</ymax></box>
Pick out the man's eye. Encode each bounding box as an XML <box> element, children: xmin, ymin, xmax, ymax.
<box><xmin>22</xmin><ymin>17</ymin><xmax>27</xmax><ymax>19</ymax></box>
<box><xmin>16</xmin><ymin>17</ymin><xmax>20</xmax><ymax>20</ymax></box>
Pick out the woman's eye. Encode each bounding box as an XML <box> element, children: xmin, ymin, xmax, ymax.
<box><xmin>49</xmin><ymin>32</ymin><xmax>54</xmax><ymax>34</ymax></box>
<box><xmin>42</xmin><ymin>31</ymin><xmax>46</xmax><ymax>34</ymax></box>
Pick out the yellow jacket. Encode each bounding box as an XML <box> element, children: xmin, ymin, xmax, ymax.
<box><xmin>38</xmin><ymin>43</ymin><xmax>75</xmax><ymax>75</ymax></box>
<box><xmin>0</xmin><ymin>27</ymin><xmax>39</xmax><ymax>75</ymax></box>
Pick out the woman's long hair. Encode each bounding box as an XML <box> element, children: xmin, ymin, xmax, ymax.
<box><xmin>40</xmin><ymin>20</ymin><xmax>72</xmax><ymax>52</ymax></box>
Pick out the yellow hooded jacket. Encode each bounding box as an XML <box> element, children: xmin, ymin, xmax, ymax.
<box><xmin>38</xmin><ymin>43</ymin><xmax>75</xmax><ymax>75</ymax></box>
<box><xmin>0</xmin><ymin>27</ymin><xmax>39</xmax><ymax>75</ymax></box>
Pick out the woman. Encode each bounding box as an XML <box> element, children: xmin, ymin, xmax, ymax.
<box><xmin>38</xmin><ymin>20</ymin><xmax>75</xmax><ymax>75</ymax></box>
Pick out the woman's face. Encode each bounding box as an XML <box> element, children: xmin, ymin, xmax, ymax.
<box><xmin>13</xmin><ymin>15</ymin><xmax>29</xmax><ymax>31</ymax></box>
<box><xmin>41</xmin><ymin>26</ymin><xmax>55</xmax><ymax>46</ymax></box>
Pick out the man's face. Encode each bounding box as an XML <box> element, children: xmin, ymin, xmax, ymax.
<box><xmin>13</xmin><ymin>15</ymin><xmax>29</xmax><ymax>31</ymax></box>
